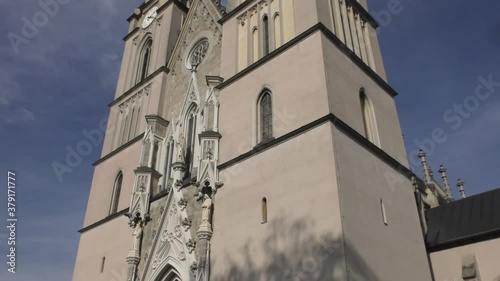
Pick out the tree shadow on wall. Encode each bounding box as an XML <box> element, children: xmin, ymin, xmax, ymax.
<box><xmin>211</xmin><ymin>215</ymin><xmax>378</xmax><ymax>281</ymax></box>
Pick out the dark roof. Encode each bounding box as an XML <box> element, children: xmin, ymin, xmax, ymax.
<box><xmin>425</xmin><ymin>187</ymin><xmax>500</xmax><ymax>250</ymax></box>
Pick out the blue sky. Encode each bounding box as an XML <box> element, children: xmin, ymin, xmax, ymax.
<box><xmin>0</xmin><ymin>0</ymin><xmax>499</xmax><ymax>280</ymax></box>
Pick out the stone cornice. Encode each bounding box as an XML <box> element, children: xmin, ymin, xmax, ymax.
<box><xmin>218</xmin><ymin>113</ymin><xmax>414</xmax><ymax>182</ymax></box>
<box><xmin>123</xmin><ymin>27</ymin><xmax>140</xmax><ymax>42</ymax></box>
<box><xmin>109</xmin><ymin>66</ymin><xmax>169</xmax><ymax>108</ymax></box>
<box><xmin>345</xmin><ymin>0</ymin><xmax>379</xmax><ymax>28</ymax></box>
<box><xmin>218</xmin><ymin>0</ymin><xmax>255</xmax><ymax>24</ymax></box>
<box><xmin>427</xmin><ymin>229</ymin><xmax>500</xmax><ymax>253</ymax></box>
<box><xmin>127</xmin><ymin>0</ymin><xmax>189</xmax><ymax>23</ymax></box>
<box><xmin>78</xmin><ymin>208</ymin><xmax>129</xmax><ymax>233</ymax></box>
<box><xmin>92</xmin><ymin>133</ymin><xmax>145</xmax><ymax>167</ymax></box>
<box><xmin>78</xmin><ymin>182</ymin><xmax>189</xmax><ymax>234</ymax></box>
<box><xmin>219</xmin><ymin>0</ymin><xmax>378</xmax><ymax>28</ymax></box>
<box><xmin>216</xmin><ymin>23</ymin><xmax>397</xmax><ymax>97</ymax></box>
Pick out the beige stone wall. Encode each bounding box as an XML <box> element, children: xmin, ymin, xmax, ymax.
<box><xmin>72</xmin><ymin>217</ymin><xmax>131</xmax><ymax>281</ymax></box>
<box><xmin>430</xmin><ymin>238</ymin><xmax>500</xmax><ymax>281</ymax></box>
<box><xmin>102</xmin><ymin>76</ymin><xmax>164</xmax><ymax>155</ymax></box>
<box><xmin>212</xmin><ymin>123</ymin><xmax>347</xmax><ymax>281</ymax></box>
<box><xmin>218</xmin><ymin>32</ymin><xmax>329</xmax><ymax>163</ymax></box>
<box><xmin>333</xmin><ymin>128</ymin><xmax>432</xmax><ymax>281</ymax></box>
<box><xmin>114</xmin><ymin>4</ymin><xmax>184</xmax><ymax>99</ymax></box>
<box><xmin>83</xmin><ymin>141</ymin><xmax>141</xmax><ymax>227</ymax></box>
<box><xmin>221</xmin><ymin>0</ymin><xmax>386</xmax><ymax>80</ymax></box>
<box><xmin>320</xmin><ymin>32</ymin><xmax>407</xmax><ymax>164</ymax></box>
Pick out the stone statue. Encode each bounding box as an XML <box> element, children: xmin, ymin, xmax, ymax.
<box><xmin>201</xmin><ymin>194</ymin><xmax>212</xmax><ymax>228</ymax></box>
<box><xmin>176</xmin><ymin>134</ymin><xmax>185</xmax><ymax>163</ymax></box>
<box><xmin>132</xmin><ymin>220</ymin><xmax>143</xmax><ymax>252</ymax></box>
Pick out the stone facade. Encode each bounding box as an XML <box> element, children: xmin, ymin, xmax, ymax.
<box><xmin>71</xmin><ymin>1</ymin><xmax>500</xmax><ymax>281</ymax></box>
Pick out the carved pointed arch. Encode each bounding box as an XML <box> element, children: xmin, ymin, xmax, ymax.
<box><xmin>179</xmin><ymin>77</ymin><xmax>202</xmax><ymax>120</ymax></box>
<box><xmin>141</xmin><ymin>191</ymin><xmax>195</xmax><ymax>281</ymax></box>
<box><xmin>157</xmin><ymin>263</ymin><xmax>184</xmax><ymax>281</ymax></box>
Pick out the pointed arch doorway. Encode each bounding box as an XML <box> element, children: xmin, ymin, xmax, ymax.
<box><xmin>158</xmin><ymin>265</ymin><xmax>183</xmax><ymax>281</ymax></box>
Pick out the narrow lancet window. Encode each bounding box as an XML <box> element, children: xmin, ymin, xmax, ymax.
<box><xmin>252</xmin><ymin>28</ymin><xmax>259</xmax><ymax>63</ymax></box>
<box><xmin>381</xmin><ymin>199</ymin><xmax>388</xmax><ymax>226</ymax></box>
<box><xmin>360</xmin><ymin>89</ymin><xmax>380</xmax><ymax>146</ymax></box>
<box><xmin>185</xmin><ymin>105</ymin><xmax>198</xmax><ymax>178</ymax></box>
<box><xmin>101</xmin><ymin>257</ymin><xmax>105</xmax><ymax>273</ymax></box>
<box><xmin>263</xmin><ymin>15</ymin><xmax>270</xmax><ymax>56</ymax></box>
<box><xmin>262</xmin><ymin>197</ymin><xmax>268</xmax><ymax>223</ymax></box>
<box><xmin>109</xmin><ymin>172</ymin><xmax>123</xmax><ymax>214</ymax></box>
<box><xmin>137</xmin><ymin>39</ymin><xmax>153</xmax><ymax>83</ymax></box>
<box><xmin>259</xmin><ymin>91</ymin><xmax>273</xmax><ymax>143</ymax></box>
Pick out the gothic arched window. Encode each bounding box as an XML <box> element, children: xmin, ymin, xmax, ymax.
<box><xmin>109</xmin><ymin>172</ymin><xmax>123</xmax><ymax>214</ymax></box>
<box><xmin>258</xmin><ymin>91</ymin><xmax>273</xmax><ymax>143</ymax></box>
<box><xmin>185</xmin><ymin>105</ymin><xmax>198</xmax><ymax>178</ymax></box>
<box><xmin>360</xmin><ymin>88</ymin><xmax>380</xmax><ymax>146</ymax></box>
<box><xmin>263</xmin><ymin>15</ymin><xmax>270</xmax><ymax>56</ymax></box>
<box><xmin>137</xmin><ymin>39</ymin><xmax>153</xmax><ymax>83</ymax></box>
<box><xmin>163</xmin><ymin>138</ymin><xmax>174</xmax><ymax>189</ymax></box>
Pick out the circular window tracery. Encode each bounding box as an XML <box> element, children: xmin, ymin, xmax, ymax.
<box><xmin>188</xmin><ymin>39</ymin><xmax>209</xmax><ymax>69</ymax></box>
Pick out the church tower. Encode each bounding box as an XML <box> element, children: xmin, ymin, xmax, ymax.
<box><xmin>72</xmin><ymin>1</ymin><xmax>434</xmax><ymax>281</ymax></box>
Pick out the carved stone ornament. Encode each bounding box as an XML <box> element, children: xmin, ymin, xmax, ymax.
<box><xmin>190</xmin><ymin>262</ymin><xmax>198</xmax><ymax>272</ymax></box>
<box><xmin>169</xmin><ymin>203</ymin><xmax>178</xmax><ymax>217</ymax></box>
<box><xmin>186</xmin><ymin>239</ymin><xmax>196</xmax><ymax>254</ymax></box>
<box><xmin>178</xmin><ymin>198</ymin><xmax>188</xmax><ymax>211</ymax></box>
<box><xmin>174</xmin><ymin>225</ymin><xmax>182</xmax><ymax>238</ymax></box>
<box><xmin>181</xmin><ymin>218</ymin><xmax>192</xmax><ymax>231</ymax></box>
<box><xmin>189</xmin><ymin>39</ymin><xmax>209</xmax><ymax>68</ymax></box>
<box><xmin>197</xmin><ymin>232</ymin><xmax>212</xmax><ymax>240</ymax></box>
<box><xmin>179</xmin><ymin>251</ymin><xmax>186</xmax><ymax>261</ymax></box>
<box><xmin>161</xmin><ymin>230</ymin><xmax>169</xmax><ymax>242</ymax></box>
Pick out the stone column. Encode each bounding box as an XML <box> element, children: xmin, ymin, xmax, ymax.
<box><xmin>126</xmin><ymin>220</ymin><xmax>143</xmax><ymax>281</ymax></box>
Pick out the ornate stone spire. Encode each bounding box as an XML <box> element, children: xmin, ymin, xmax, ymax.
<box><xmin>438</xmin><ymin>165</ymin><xmax>454</xmax><ymax>201</ymax></box>
<box><xmin>417</xmin><ymin>150</ymin><xmax>432</xmax><ymax>184</ymax></box>
<box><xmin>457</xmin><ymin>179</ymin><xmax>467</xmax><ymax>199</ymax></box>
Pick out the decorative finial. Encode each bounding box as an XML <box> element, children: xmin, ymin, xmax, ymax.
<box><xmin>417</xmin><ymin>149</ymin><xmax>432</xmax><ymax>183</ymax></box>
<box><xmin>411</xmin><ymin>176</ymin><xmax>418</xmax><ymax>192</ymax></box>
<box><xmin>457</xmin><ymin>179</ymin><xmax>466</xmax><ymax>199</ymax></box>
<box><xmin>438</xmin><ymin>165</ymin><xmax>454</xmax><ymax>201</ymax></box>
